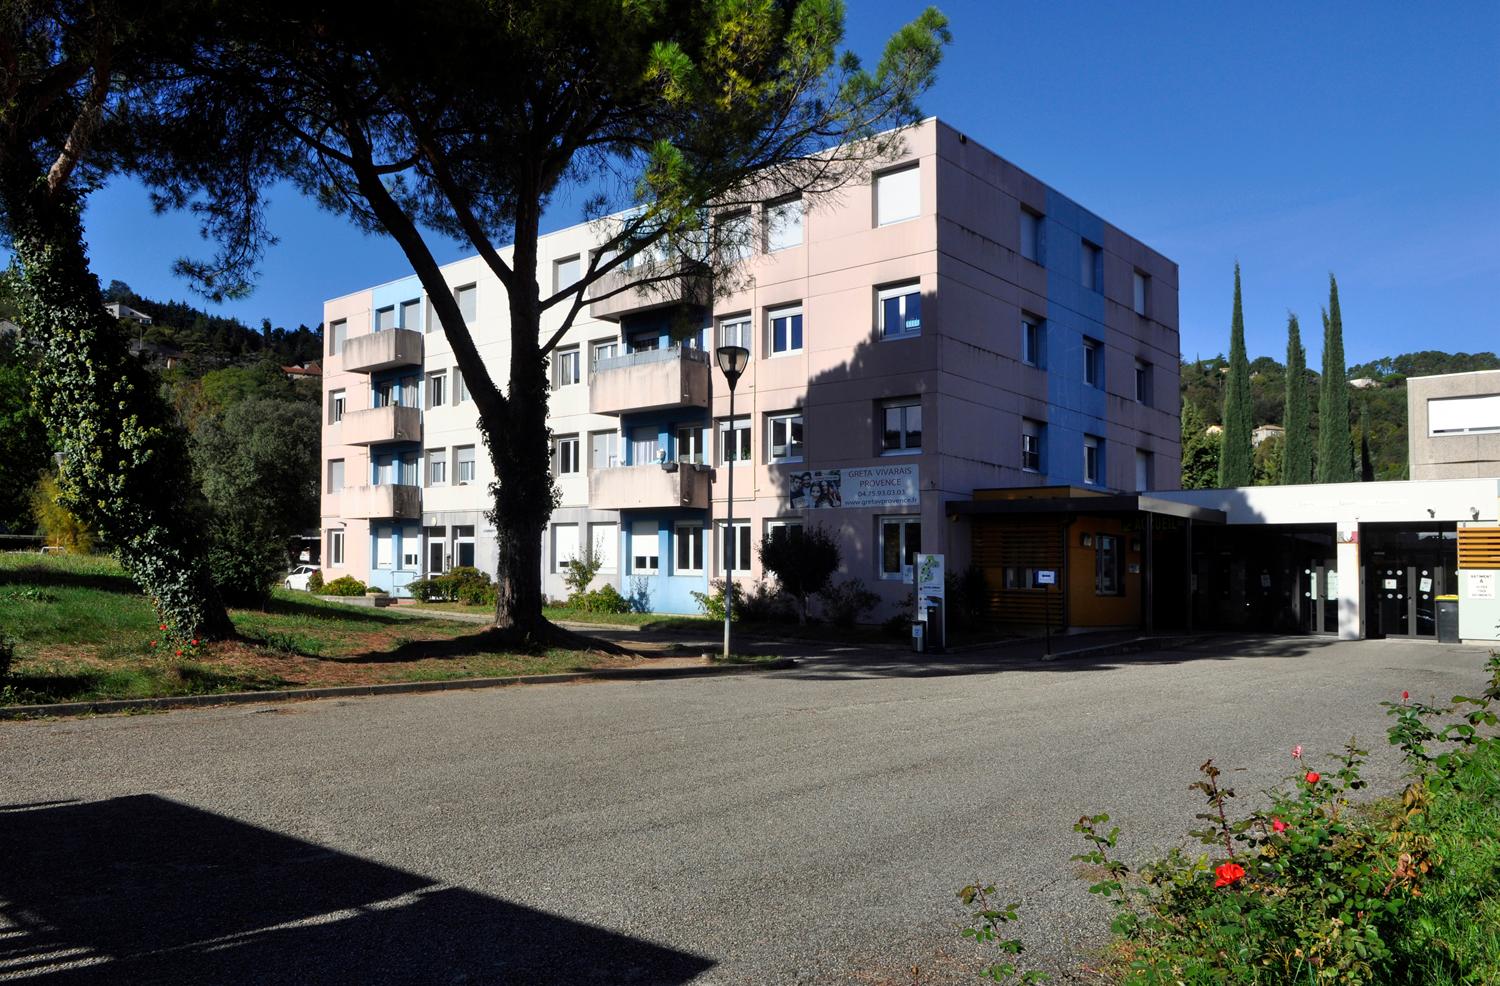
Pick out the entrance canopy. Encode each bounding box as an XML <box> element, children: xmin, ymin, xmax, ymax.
<box><xmin>946</xmin><ymin>487</ymin><xmax>1226</xmax><ymax>525</ymax></box>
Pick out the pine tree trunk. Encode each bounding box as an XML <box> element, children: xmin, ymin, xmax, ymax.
<box><xmin>0</xmin><ymin>159</ymin><xmax>234</xmax><ymax>639</ymax></box>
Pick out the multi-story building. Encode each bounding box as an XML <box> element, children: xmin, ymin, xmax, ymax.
<box><xmin>318</xmin><ymin>118</ymin><xmax>1181</xmax><ymax>617</ymax></box>
<box><xmin>1408</xmin><ymin>368</ymin><xmax>1500</xmax><ymax>480</ymax></box>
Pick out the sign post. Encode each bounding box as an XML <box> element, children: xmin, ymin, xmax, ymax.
<box><xmin>1035</xmin><ymin>569</ymin><xmax>1058</xmax><ymax>655</ymax></box>
<box><xmin>916</xmin><ymin>553</ymin><xmax>945</xmax><ymax>652</ymax></box>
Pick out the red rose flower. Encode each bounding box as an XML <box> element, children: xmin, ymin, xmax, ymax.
<box><xmin>175</xmin><ymin>649</ymin><xmax>183</xmax><ymax>657</ymax></box>
<box><xmin>1305</xmin><ymin>771</ymin><xmax>1320</xmax><ymax>784</ymax></box>
<box><xmin>1402</xmin><ymin>690</ymin><xmax>1409</xmax><ymax>702</ymax></box>
<box><xmin>1214</xmin><ymin>862</ymin><xmax>1246</xmax><ymax>888</ymax></box>
<box><xmin>191</xmin><ymin>639</ymin><xmax>199</xmax><ymax>646</ymax></box>
<box><xmin>1272</xmin><ymin>818</ymin><xmax>1288</xmax><ymax>833</ymax></box>
<box><xmin>150</xmin><ymin>640</ymin><xmax>157</xmax><ymax>648</ymax></box>
<box><xmin>159</xmin><ymin>624</ymin><xmax>167</xmax><ymax>631</ymax></box>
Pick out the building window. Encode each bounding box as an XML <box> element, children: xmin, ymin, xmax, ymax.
<box><xmin>372</xmin><ymin>380</ymin><xmax>394</xmax><ymax>408</ymax></box>
<box><xmin>718</xmin><ymin>314</ymin><xmax>752</xmax><ymax>353</ymax></box>
<box><xmin>676</xmin><ymin>425</ymin><xmax>705</xmax><ymax>465</ymax></box>
<box><xmin>1134</xmin><ymin>359</ymin><xmax>1151</xmax><ymax>405</ymax></box>
<box><xmin>401</xmin><ymin>528</ymin><xmax>421</xmax><ymax>569</ymax></box>
<box><xmin>1020</xmin><ymin>208</ymin><xmax>1043</xmax><ymax>263</ymax></box>
<box><xmin>1095</xmin><ymin>533</ymin><xmax>1123</xmax><ymax>595</ymax></box>
<box><xmin>375</xmin><ymin>306</ymin><xmax>396</xmax><ymax>331</ymax></box>
<box><xmin>400</xmin><ymin>452</ymin><xmax>419</xmax><ymax>486</ymax></box>
<box><xmin>1083</xmin><ymin>435</ymin><xmax>1101</xmax><ymax>486</ymax></box>
<box><xmin>716</xmin><ymin>521</ymin><xmax>752</xmax><ymax>576</ymax></box>
<box><xmin>1132</xmin><ymin>271</ymin><xmax>1149</xmax><ymax>316</ymax></box>
<box><xmin>327</xmin><ymin>459</ymin><xmax>345</xmax><ymax>493</ymax></box>
<box><xmin>879</xmin><ymin>516</ymin><xmax>921</xmax><ymax>581</ymax></box>
<box><xmin>675</xmin><ymin>522</ymin><xmax>704</xmax><ymax>574</ymax></box>
<box><xmin>328</xmin><ymin>528</ymin><xmax>344</xmax><ymax>566</ymax></box>
<box><xmin>766</xmin><ymin>519</ymin><xmax>804</xmax><ymax>544</ymax></box>
<box><xmin>328</xmin><ymin>319</ymin><xmax>346</xmax><ymax>356</ymax></box>
<box><xmin>1135</xmin><ymin>449</ymin><xmax>1152</xmax><ymax>492</ymax></box>
<box><xmin>1004</xmin><ymin>567</ymin><xmax>1043</xmax><ymax>590</ymax></box>
<box><xmin>719</xmin><ymin>416</ymin><xmax>750</xmax><ymax>465</ymax></box>
<box><xmin>424</xmin><ymin>526</ymin><xmax>446</xmax><ymax>574</ymax></box>
<box><xmin>630</xmin><ymin>332</ymin><xmax>660</xmax><ymax>353</ymax></box>
<box><xmin>877</xmin><ymin>282</ymin><xmax>922</xmax><ymax>339</ymax></box>
<box><xmin>769</xmin><ymin>304</ymin><xmax>803</xmax><ymax>356</ymax></box>
<box><xmin>452</xmin><ymin>525</ymin><xmax>476</xmax><ymax>568</ymax></box>
<box><xmin>590</xmin><ymin>339</ymin><xmax>618</xmax><ymax>373</ymax></box>
<box><xmin>765</xmin><ymin>197</ymin><xmax>804</xmax><ymax>251</ymax></box>
<box><xmin>590</xmin><ymin>430</ymin><xmax>619</xmax><ymax>471</ymax></box>
<box><xmin>716</xmin><ymin>211</ymin><xmax>753</xmax><ymax>264</ymax></box>
<box><xmin>554</xmin><ymin>435</ymin><xmax>580</xmax><ymax>475</ymax></box>
<box><xmin>427</xmin><ymin>449</ymin><xmax>447</xmax><ymax>487</ymax></box>
<box><xmin>1021</xmin><ymin>317</ymin><xmax>1043</xmax><ymax>367</ymax></box>
<box><xmin>1428</xmin><ymin>394</ymin><xmax>1500</xmax><ymax>435</ymax></box>
<box><xmin>1021</xmin><ymin>419</ymin><xmax>1042</xmax><ymax>473</ymax></box>
<box><xmin>589</xmin><ymin>522</ymin><xmax>618</xmax><ymax>574</ymax></box>
<box><xmin>630</xmin><ymin>520</ymin><xmax>659</xmax><ymax>575</ymax></box>
<box><xmin>875</xmin><ymin>164</ymin><xmax>920</xmax><ymax>226</ymax></box>
<box><xmin>1080</xmin><ymin>240</ymin><xmax>1102</xmax><ymax>291</ymax></box>
<box><xmin>767</xmin><ymin>412</ymin><xmax>804</xmax><ymax>463</ymax></box>
<box><xmin>455</xmin><ymin>445</ymin><xmax>477</xmax><ymax>484</ymax></box>
<box><xmin>395</xmin><ymin>375</ymin><xmax>417</xmax><ymax>408</ymax></box>
<box><xmin>328</xmin><ymin>389</ymin><xmax>346</xmax><ymax>424</ymax></box>
<box><xmin>552</xmin><ymin>523</ymin><xmax>580</xmax><ymax>573</ymax></box>
<box><xmin>881</xmin><ymin>398</ymin><xmax>922</xmax><ymax>454</ymax></box>
<box><xmin>631</xmin><ymin>426</ymin><xmax>661</xmax><ymax>465</ymax></box>
<box><xmin>454</xmin><ymin>284</ymin><xmax>477</xmax><ymax>323</ymax></box>
<box><xmin>400</xmin><ymin>298</ymin><xmax>421</xmax><ymax>331</ymax></box>
<box><xmin>453</xmin><ymin>367</ymin><xmax>470</xmax><ymax>403</ymax></box>
<box><xmin>1083</xmin><ymin>337</ymin><xmax>1102</xmax><ymax>388</ymax></box>
<box><xmin>554</xmin><ymin>255</ymin><xmax>582</xmax><ymax>293</ymax></box>
<box><xmin>552</xmin><ymin>346</ymin><xmax>581</xmax><ymax>389</ymax></box>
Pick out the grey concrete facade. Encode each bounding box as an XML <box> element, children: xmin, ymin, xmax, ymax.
<box><xmin>1408</xmin><ymin>369</ymin><xmax>1500</xmax><ymax>479</ymax></box>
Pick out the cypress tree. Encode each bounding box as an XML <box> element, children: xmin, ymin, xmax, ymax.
<box><xmin>1316</xmin><ymin>274</ymin><xmax>1355</xmax><ymax>483</ymax></box>
<box><xmin>1281</xmin><ymin>313</ymin><xmax>1313</xmax><ymax>484</ymax></box>
<box><xmin>1218</xmin><ymin>264</ymin><xmax>1255</xmax><ymax>487</ymax></box>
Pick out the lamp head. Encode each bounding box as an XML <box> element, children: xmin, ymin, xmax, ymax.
<box><xmin>716</xmin><ymin>345</ymin><xmax>749</xmax><ymax>387</ymax></box>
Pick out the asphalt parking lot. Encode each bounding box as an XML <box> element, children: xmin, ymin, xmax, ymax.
<box><xmin>1</xmin><ymin>635</ymin><xmax>1492</xmax><ymax>984</ymax></box>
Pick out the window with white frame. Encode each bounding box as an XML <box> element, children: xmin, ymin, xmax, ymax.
<box><xmin>400</xmin><ymin>298</ymin><xmax>421</xmax><ymax>331</ymax></box>
<box><xmin>455</xmin><ymin>445</ymin><xmax>477</xmax><ymax>484</ymax></box>
<box><xmin>1083</xmin><ymin>337</ymin><xmax>1102</xmax><ymax>388</ymax></box>
<box><xmin>426</xmin><ymin>448</ymin><xmax>447</xmax><ymax>487</ymax></box>
<box><xmin>716</xmin><ymin>521</ymin><xmax>752</xmax><ymax>576</ymax></box>
<box><xmin>875</xmin><ymin>164</ymin><xmax>920</xmax><ymax>226</ymax></box>
<box><xmin>1135</xmin><ymin>449</ymin><xmax>1152</xmax><ymax>492</ymax></box>
<box><xmin>1021</xmin><ymin>419</ymin><xmax>1043</xmax><ymax>473</ymax></box>
<box><xmin>554</xmin><ymin>435</ymin><xmax>580</xmax><ymax>475</ymax></box>
<box><xmin>375</xmin><ymin>533</ymin><xmax>392</xmax><ymax>569</ymax></box>
<box><xmin>375</xmin><ymin>306</ymin><xmax>396</xmax><ymax>331</ymax></box>
<box><xmin>554</xmin><ymin>255</ymin><xmax>582</xmax><ymax>293</ymax></box>
<box><xmin>1095</xmin><ymin>533</ymin><xmax>1123</xmax><ymax>595</ymax></box>
<box><xmin>327</xmin><ymin>459</ymin><xmax>345</xmax><ymax>493</ymax></box>
<box><xmin>328</xmin><ymin>389</ymin><xmax>346</xmax><ymax>424</ymax></box>
<box><xmin>719</xmin><ymin>416</ymin><xmax>750</xmax><ymax>464</ymax></box>
<box><xmin>328</xmin><ymin>319</ymin><xmax>346</xmax><ymax>356</ymax></box>
<box><xmin>768</xmin><ymin>304</ymin><xmax>803</xmax><ymax>355</ymax></box>
<box><xmin>427</xmin><ymin>371</ymin><xmax>446</xmax><ymax>409</ymax></box>
<box><xmin>1132</xmin><ymin>271</ymin><xmax>1149</xmax><ymax>316</ymax></box>
<box><xmin>878</xmin><ymin>516</ymin><xmax>921</xmax><ymax>581</ymax></box>
<box><xmin>718</xmin><ymin>314</ymin><xmax>752</xmax><ymax>353</ymax></box>
<box><xmin>630</xmin><ymin>519</ymin><xmax>659</xmax><ymax>574</ymax></box>
<box><xmin>1083</xmin><ymin>434</ymin><xmax>1101</xmax><ymax>486</ymax></box>
<box><xmin>453</xmin><ymin>367</ymin><xmax>470</xmax><ymax>403</ymax></box>
<box><xmin>877</xmin><ymin>282</ymin><xmax>922</xmax><ymax>339</ymax></box>
<box><xmin>425</xmin><ymin>526</ymin><xmax>446</xmax><ymax>574</ymax></box>
<box><xmin>590</xmin><ymin>339</ymin><xmax>618</xmax><ymax>373</ymax></box>
<box><xmin>552</xmin><ymin>346</ymin><xmax>581</xmax><ymax>389</ymax></box>
<box><xmin>1133</xmin><ymin>358</ymin><xmax>1152</xmax><ymax>405</ymax></box>
<box><xmin>454</xmin><ymin>284</ymin><xmax>477</xmax><ymax>323</ymax></box>
<box><xmin>589</xmin><ymin>522</ymin><xmax>618</xmax><ymax>573</ymax></box>
<box><xmin>765</xmin><ymin>519</ymin><xmax>804</xmax><ymax>544</ymax></box>
<box><xmin>373</xmin><ymin>380</ymin><xmax>393</xmax><ymax>408</ymax></box>
<box><xmin>1022</xmin><ymin>317</ymin><xmax>1044</xmax><ymax>367</ymax></box>
<box><xmin>328</xmin><ymin>528</ymin><xmax>344</xmax><ymax>566</ymax></box>
<box><xmin>765</xmin><ymin>197</ymin><xmax>804</xmax><ymax>251</ymax></box>
<box><xmin>1020</xmin><ymin>207</ymin><xmax>1043</xmax><ymax>263</ymax></box>
<box><xmin>590</xmin><ymin>430</ymin><xmax>619</xmax><ymax>471</ymax></box>
<box><xmin>767</xmin><ymin>412</ymin><xmax>804</xmax><ymax>463</ymax></box>
<box><xmin>717</xmin><ymin>211</ymin><xmax>753</xmax><ymax>264</ymax></box>
<box><xmin>675</xmin><ymin>522</ymin><xmax>704</xmax><ymax>574</ymax></box>
<box><xmin>1080</xmin><ymin>240</ymin><xmax>1102</xmax><ymax>291</ymax></box>
<box><xmin>881</xmin><ymin>398</ymin><xmax>922</xmax><ymax>453</ymax></box>
<box><xmin>676</xmin><ymin>425</ymin><xmax>705</xmax><ymax>465</ymax></box>
<box><xmin>401</xmin><ymin>527</ymin><xmax>421</xmax><ymax>569</ymax></box>
<box><xmin>452</xmin><ymin>525</ymin><xmax>476</xmax><ymax>568</ymax></box>
<box><xmin>1428</xmin><ymin>394</ymin><xmax>1500</xmax><ymax>435</ymax></box>
<box><xmin>552</xmin><ymin>523</ymin><xmax>580</xmax><ymax>573</ymax></box>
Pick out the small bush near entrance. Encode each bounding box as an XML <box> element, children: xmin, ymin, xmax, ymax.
<box><xmin>320</xmin><ymin>575</ymin><xmax>368</xmax><ymax>596</ymax></box>
<box><xmin>758</xmin><ymin>525</ymin><xmax>840</xmax><ymax>625</ymax></box>
<box><xmin>964</xmin><ymin>653</ymin><xmax>1500</xmax><ymax>985</ymax></box>
<box><xmin>305</xmin><ymin>569</ymin><xmax>323</xmax><ymax>593</ymax></box>
<box><xmin>571</xmin><ymin>584</ymin><xmax>631</xmax><ymax>615</ymax></box>
<box><xmin>817</xmin><ymin>577</ymin><xmax>879</xmax><ymax>627</ymax></box>
<box><xmin>408</xmin><ymin>566</ymin><xmax>496</xmax><ymax>606</ymax></box>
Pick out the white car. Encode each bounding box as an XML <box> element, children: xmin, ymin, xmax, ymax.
<box><xmin>284</xmin><ymin>565</ymin><xmax>320</xmax><ymax>591</ymax></box>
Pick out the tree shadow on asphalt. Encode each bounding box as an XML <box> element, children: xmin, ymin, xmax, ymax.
<box><xmin>0</xmin><ymin>795</ymin><xmax>713</xmax><ymax>985</ymax></box>
<box><xmin>333</xmin><ymin>626</ymin><xmax>641</xmax><ymax>664</ymax></box>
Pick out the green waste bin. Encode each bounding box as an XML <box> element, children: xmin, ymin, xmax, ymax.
<box><xmin>1436</xmin><ymin>595</ymin><xmax>1460</xmax><ymax>644</ymax></box>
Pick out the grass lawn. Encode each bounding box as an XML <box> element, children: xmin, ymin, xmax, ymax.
<box><xmin>0</xmin><ymin>553</ymin><xmax>701</xmax><ymax>708</ymax></box>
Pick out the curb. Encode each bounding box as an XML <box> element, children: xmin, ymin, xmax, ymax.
<box><xmin>1039</xmin><ymin>633</ymin><xmax>1211</xmax><ymax>663</ymax></box>
<box><xmin>0</xmin><ymin>658</ymin><xmax>798</xmax><ymax>722</ymax></box>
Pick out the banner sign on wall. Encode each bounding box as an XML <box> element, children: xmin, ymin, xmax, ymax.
<box><xmin>789</xmin><ymin>464</ymin><xmax>919</xmax><ymax>510</ymax></box>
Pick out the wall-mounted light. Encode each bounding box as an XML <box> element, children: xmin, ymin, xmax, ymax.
<box><xmin>1081</xmin><ymin>533</ymin><xmax>1094</xmax><ymax>548</ymax></box>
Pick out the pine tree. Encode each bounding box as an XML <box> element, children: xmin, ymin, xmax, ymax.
<box><xmin>1316</xmin><ymin>274</ymin><xmax>1355</xmax><ymax>483</ymax></box>
<box><xmin>1281</xmin><ymin>313</ymin><xmax>1313</xmax><ymax>484</ymax></box>
<box><xmin>1218</xmin><ymin>264</ymin><xmax>1255</xmax><ymax>487</ymax></box>
<box><xmin>1179</xmin><ymin>402</ymin><xmax>1221</xmax><ymax>490</ymax></box>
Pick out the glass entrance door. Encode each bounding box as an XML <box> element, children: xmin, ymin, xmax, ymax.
<box><xmin>1299</xmin><ymin>560</ymin><xmax>1338</xmax><ymax>634</ymax></box>
<box><xmin>1374</xmin><ymin>564</ymin><xmax>1446</xmax><ymax>638</ymax></box>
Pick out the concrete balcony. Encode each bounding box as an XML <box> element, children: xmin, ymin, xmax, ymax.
<box><xmin>588</xmin><ymin>264</ymin><xmax>711</xmax><ymax>321</ymax></box>
<box><xmin>342</xmin><ymin>329</ymin><xmax>422</xmax><ymax>373</ymax></box>
<box><xmin>341</xmin><ymin>405</ymin><xmax>422</xmax><ymax>446</ymax></box>
<box><xmin>589</xmin><ymin>347</ymin><xmax>711</xmax><ymax>416</ymax></box>
<box><xmin>341</xmin><ymin>484</ymin><xmax>422</xmax><ymax>520</ymax></box>
<box><xmin>589</xmin><ymin>463</ymin><xmax>711</xmax><ymax>511</ymax></box>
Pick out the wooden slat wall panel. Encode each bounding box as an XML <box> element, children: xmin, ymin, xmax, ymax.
<box><xmin>972</xmin><ymin>518</ymin><xmax>1065</xmax><ymax>624</ymax></box>
<box><xmin>1459</xmin><ymin>527</ymin><xmax>1500</xmax><ymax>569</ymax></box>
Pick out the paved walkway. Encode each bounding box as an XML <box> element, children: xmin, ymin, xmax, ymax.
<box><xmin>1</xmin><ymin>636</ymin><xmax>1490</xmax><ymax>984</ymax></box>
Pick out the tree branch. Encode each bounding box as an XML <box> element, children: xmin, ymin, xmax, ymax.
<box><xmin>45</xmin><ymin>39</ymin><xmax>111</xmax><ymax>194</ymax></box>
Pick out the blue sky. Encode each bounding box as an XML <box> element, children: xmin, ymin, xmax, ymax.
<box><xmin>75</xmin><ymin>2</ymin><xmax>1499</xmax><ymax>367</ymax></box>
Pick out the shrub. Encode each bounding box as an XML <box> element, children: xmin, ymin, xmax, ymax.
<box><xmin>691</xmin><ymin>579</ymin><xmax>741</xmax><ymax>622</ymax></box>
<box><xmin>738</xmin><ymin>581</ymin><xmax>793</xmax><ymax>623</ymax></box>
<box><xmin>407</xmin><ymin>566</ymin><xmax>495</xmax><ymax>605</ymax></box>
<box><xmin>562</xmin><ymin>537</ymin><xmax>606</xmax><ymax>599</ymax></box>
<box><xmin>320</xmin><ymin>575</ymin><xmax>367</xmax><ymax>596</ymax></box>
<box><xmin>306</xmin><ymin>569</ymin><xmax>323</xmax><ymax>592</ymax></box>
<box><xmin>574</xmin><ymin>584</ymin><xmax>631</xmax><ymax>614</ymax></box>
<box><xmin>456</xmin><ymin>577</ymin><xmax>497</xmax><ymax>607</ymax></box>
<box><xmin>205</xmin><ymin>517</ymin><xmax>286</xmax><ymax>605</ymax></box>
<box><xmin>30</xmin><ymin>472</ymin><xmax>94</xmax><ymax>554</ymax></box>
<box><xmin>758</xmin><ymin>524</ymin><xmax>840</xmax><ymax>625</ymax></box>
<box><xmin>817</xmin><ymin>577</ymin><xmax>879</xmax><ymax>627</ymax></box>
<box><xmin>0</xmin><ymin>633</ymin><xmax>13</xmax><ymax>678</ymax></box>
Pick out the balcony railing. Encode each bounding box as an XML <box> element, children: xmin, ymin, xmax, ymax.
<box><xmin>589</xmin><ymin>463</ymin><xmax>711</xmax><ymax>511</ymax></box>
<box><xmin>341</xmin><ymin>484</ymin><xmax>422</xmax><ymax>520</ymax></box>
<box><xmin>589</xmin><ymin>345</ymin><xmax>711</xmax><ymax>416</ymax></box>
<box><xmin>341</xmin><ymin>329</ymin><xmax>422</xmax><ymax>373</ymax></box>
<box><xmin>341</xmin><ymin>405</ymin><xmax>422</xmax><ymax>446</ymax></box>
<box><xmin>588</xmin><ymin>264</ymin><xmax>711</xmax><ymax>321</ymax></box>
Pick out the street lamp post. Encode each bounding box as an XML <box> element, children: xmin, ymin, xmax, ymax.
<box><xmin>715</xmin><ymin>345</ymin><xmax>750</xmax><ymax>660</ymax></box>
